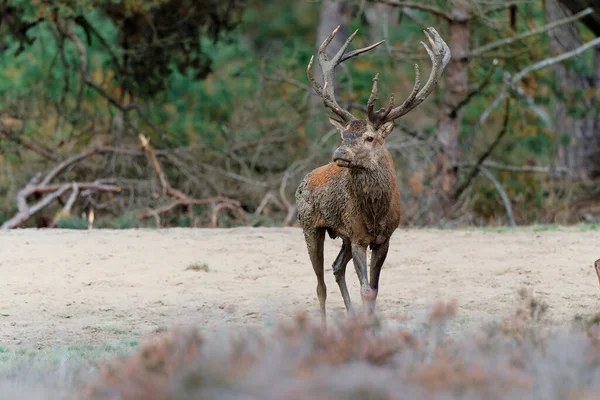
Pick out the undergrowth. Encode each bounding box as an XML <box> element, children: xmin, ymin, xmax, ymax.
<box><xmin>2</xmin><ymin>289</ymin><xmax>600</xmax><ymax>399</ymax></box>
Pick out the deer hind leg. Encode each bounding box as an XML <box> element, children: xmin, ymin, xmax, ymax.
<box><xmin>332</xmin><ymin>237</ymin><xmax>354</xmax><ymax>316</ymax></box>
<box><xmin>351</xmin><ymin>243</ymin><xmax>376</xmax><ymax>314</ymax></box>
<box><xmin>367</xmin><ymin>239</ymin><xmax>390</xmax><ymax>315</ymax></box>
<box><xmin>303</xmin><ymin>228</ymin><xmax>327</xmax><ymax>324</ymax></box>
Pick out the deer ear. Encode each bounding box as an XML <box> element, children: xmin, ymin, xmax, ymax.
<box><xmin>327</xmin><ymin>116</ymin><xmax>346</xmax><ymax>132</ymax></box>
<box><xmin>380</xmin><ymin>121</ymin><xmax>394</xmax><ymax>138</ymax></box>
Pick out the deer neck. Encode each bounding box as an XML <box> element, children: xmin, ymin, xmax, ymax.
<box><xmin>347</xmin><ymin>151</ymin><xmax>397</xmax><ymax>218</ymax></box>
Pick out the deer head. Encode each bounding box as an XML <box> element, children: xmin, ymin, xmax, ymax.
<box><xmin>308</xmin><ymin>26</ymin><xmax>450</xmax><ymax>170</ymax></box>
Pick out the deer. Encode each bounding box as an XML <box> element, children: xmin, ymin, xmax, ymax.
<box><xmin>295</xmin><ymin>25</ymin><xmax>450</xmax><ymax>324</ymax></box>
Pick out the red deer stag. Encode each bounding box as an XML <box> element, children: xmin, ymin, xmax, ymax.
<box><xmin>295</xmin><ymin>26</ymin><xmax>450</xmax><ymax>323</ymax></box>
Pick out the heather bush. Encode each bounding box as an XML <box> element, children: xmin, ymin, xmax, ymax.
<box><xmin>3</xmin><ymin>290</ymin><xmax>600</xmax><ymax>399</ymax></box>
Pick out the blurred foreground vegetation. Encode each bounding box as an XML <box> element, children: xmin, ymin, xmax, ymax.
<box><xmin>3</xmin><ymin>290</ymin><xmax>600</xmax><ymax>399</ymax></box>
<box><xmin>1</xmin><ymin>0</ymin><xmax>599</xmax><ymax>229</ymax></box>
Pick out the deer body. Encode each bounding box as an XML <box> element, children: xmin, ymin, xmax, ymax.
<box><xmin>296</xmin><ymin>131</ymin><xmax>401</xmax><ymax>249</ymax></box>
<box><xmin>297</xmin><ymin>26</ymin><xmax>450</xmax><ymax>322</ymax></box>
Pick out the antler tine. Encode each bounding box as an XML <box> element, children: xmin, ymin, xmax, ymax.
<box><xmin>369</xmin><ymin>27</ymin><xmax>450</xmax><ymax>126</ymax></box>
<box><xmin>318</xmin><ymin>25</ymin><xmax>341</xmax><ymax>63</ymax></box>
<box><xmin>332</xmin><ymin>29</ymin><xmax>359</xmax><ymax>65</ymax></box>
<box><xmin>338</xmin><ymin>39</ymin><xmax>385</xmax><ymax>65</ymax></box>
<box><xmin>367</xmin><ymin>74</ymin><xmax>396</xmax><ymax>123</ymax></box>
<box><xmin>366</xmin><ymin>73</ymin><xmax>380</xmax><ymax>122</ymax></box>
<box><xmin>307</xmin><ymin>56</ymin><xmax>323</xmax><ymax>98</ymax></box>
<box><xmin>308</xmin><ymin>26</ymin><xmax>385</xmax><ymax>124</ymax></box>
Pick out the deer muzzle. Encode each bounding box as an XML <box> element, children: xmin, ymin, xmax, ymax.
<box><xmin>333</xmin><ymin>147</ymin><xmax>353</xmax><ymax>167</ymax></box>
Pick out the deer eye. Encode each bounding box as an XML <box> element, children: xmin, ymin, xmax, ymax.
<box><xmin>366</xmin><ymin>136</ymin><xmax>374</xmax><ymax>142</ymax></box>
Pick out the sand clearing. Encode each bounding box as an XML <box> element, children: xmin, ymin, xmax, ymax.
<box><xmin>0</xmin><ymin>227</ymin><xmax>598</xmax><ymax>349</ymax></box>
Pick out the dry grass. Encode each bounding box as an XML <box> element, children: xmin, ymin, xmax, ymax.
<box><xmin>3</xmin><ymin>289</ymin><xmax>600</xmax><ymax>399</ymax></box>
<box><xmin>185</xmin><ymin>262</ymin><xmax>210</xmax><ymax>272</ymax></box>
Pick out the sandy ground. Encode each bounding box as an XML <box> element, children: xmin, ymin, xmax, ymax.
<box><xmin>0</xmin><ymin>227</ymin><xmax>599</xmax><ymax>349</ymax></box>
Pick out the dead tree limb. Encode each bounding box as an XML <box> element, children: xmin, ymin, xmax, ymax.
<box><xmin>465</xmin><ymin>35</ymin><xmax>600</xmax><ymax>150</ymax></box>
<box><xmin>50</xmin><ymin>183</ymin><xmax>79</xmax><ymax>227</ymax></box>
<box><xmin>254</xmin><ymin>192</ymin><xmax>285</xmax><ymax>217</ymax></box>
<box><xmin>0</xmin><ymin>123</ymin><xmax>57</xmax><ymax>161</ymax></box>
<box><xmin>373</xmin><ymin>0</ymin><xmax>454</xmax><ymax>21</ymax></box>
<box><xmin>137</xmin><ymin>134</ymin><xmax>247</xmax><ymax>227</ymax></box>
<box><xmin>211</xmin><ymin>203</ymin><xmax>248</xmax><ymax>228</ymax></box>
<box><xmin>462</xmin><ymin>161</ymin><xmax>568</xmax><ymax>174</ymax></box>
<box><xmin>479</xmin><ymin>166</ymin><xmax>516</xmax><ymax>228</ymax></box>
<box><xmin>453</xmin><ymin>98</ymin><xmax>511</xmax><ymax>200</ymax></box>
<box><xmin>60</xmin><ymin>26</ymin><xmax>165</xmax><ymax>138</ymax></box>
<box><xmin>468</xmin><ymin>7</ymin><xmax>593</xmax><ymax>58</ymax></box>
<box><xmin>1</xmin><ymin>179</ymin><xmax>120</xmax><ymax>230</ymax></box>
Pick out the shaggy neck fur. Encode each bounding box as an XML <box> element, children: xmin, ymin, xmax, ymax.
<box><xmin>347</xmin><ymin>150</ymin><xmax>396</xmax><ymax>222</ymax></box>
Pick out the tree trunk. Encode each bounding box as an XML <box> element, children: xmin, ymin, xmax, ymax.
<box><xmin>310</xmin><ymin>0</ymin><xmax>352</xmax><ymax>121</ymax></box>
<box><xmin>546</xmin><ymin>0</ymin><xmax>600</xmax><ymax>180</ymax></box>
<box><xmin>435</xmin><ymin>0</ymin><xmax>470</xmax><ymax>201</ymax></box>
<box><xmin>364</xmin><ymin>2</ymin><xmax>399</xmax><ymax>45</ymax></box>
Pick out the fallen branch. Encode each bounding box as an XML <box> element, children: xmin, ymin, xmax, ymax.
<box><xmin>138</xmin><ymin>134</ymin><xmax>186</xmax><ymax>200</ymax></box>
<box><xmin>40</xmin><ymin>146</ymin><xmax>145</xmax><ymax>186</ymax></box>
<box><xmin>254</xmin><ymin>191</ymin><xmax>285</xmax><ymax>217</ymax></box>
<box><xmin>211</xmin><ymin>203</ymin><xmax>248</xmax><ymax>228</ymax></box>
<box><xmin>50</xmin><ymin>183</ymin><xmax>79</xmax><ymax>227</ymax></box>
<box><xmin>1</xmin><ymin>179</ymin><xmax>120</xmax><ymax>230</ymax></box>
<box><xmin>137</xmin><ymin>134</ymin><xmax>247</xmax><ymax>227</ymax></box>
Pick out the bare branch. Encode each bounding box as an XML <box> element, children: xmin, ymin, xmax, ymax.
<box><xmin>1</xmin><ymin>181</ymin><xmax>119</xmax><ymax>230</ymax></box>
<box><xmin>461</xmin><ymin>160</ymin><xmax>568</xmax><ymax>174</ymax></box>
<box><xmin>137</xmin><ymin>134</ymin><xmax>247</xmax><ymax>227</ymax></box>
<box><xmin>211</xmin><ymin>203</ymin><xmax>248</xmax><ymax>228</ymax></box>
<box><xmin>372</xmin><ymin>0</ymin><xmax>453</xmax><ymax>21</ymax></box>
<box><xmin>475</xmin><ymin>1</ymin><xmax>531</xmax><ymax>16</ymax></box>
<box><xmin>465</xmin><ymin>35</ymin><xmax>600</xmax><ymax>149</ymax></box>
<box><xmin>450</xmin><ymin>59</ymin><xmax>498</xmax><ymax>117</ymax></box>
<box><xmin>513</xmin><ymin>35</ymin><xmax>600</xmax><ymax>82</ymax></box>
<box><xmin>31</xmin><ymin>182</ymin><xmax>121</xmax><ymax>194</ymax></box>
<box><xmin>60</xmin><ymin>27</ymin><xmax>165</xmax><ymax>138</ymax></box>
<box><xmin>254</xmin><ymin>192</ymin><xmax>284</xmax><ymax>216</ymax></box>
<box><xmin>0</xmin><ymin>123</ymin><xmax>57</xmax><ymax>161</ymax></box>
<box><xmin>453</xmin><ymin>98</ymin><xmax>511</xmax><ymax>200</ymax></box>
<box><xmin>40</xmin><ymin>146</ymin><xmax>145</xmax><ymax>186</ymax></box>
<box><xmin>74</xmin><ymin>16</ymin><xmax>123</xmax><ymax>76</ymax></box>
<box><xmin>479</xmin><ymin>166</ymin><xmax>516</xmax><ymax>228</ymax></box>
<box><xmin>139</xmin><ymin>134</ymin><xmax>186</xmax><ymax>200</ymax></box>
<box><xmin>469</xmin><ymin>7</ymin><xmax>593</xmax><ymax>58</ymax></box>
<box><xmin>50</xmin><ymin>183</ymin><xmax>79</xmax><ymax>227</ymax></box>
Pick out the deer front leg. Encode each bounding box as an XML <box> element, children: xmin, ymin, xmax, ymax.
<box><xmin>332</xmin><ymin>238</ymin><xmax>355</xmax><ymax>316</ymax></box>
<box><xmin>304</xmin><ymin>228</ymin><xmax>327</xmax><ymax>324</ymax></box>
<box><xmin>351</xmin><ymin>243</ymin><xmax>375</xmax><ymax>313</ymax></box>
<box><xmin>368</xmin><ymin>238</ymin><xmax>390</xmax><ymax>315</ymax></box>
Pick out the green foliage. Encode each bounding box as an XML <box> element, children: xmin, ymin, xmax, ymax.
<box><xmin>1</xmin><ymin>0</ymin><xmax>599</xmax><ymax>227</ymax></box>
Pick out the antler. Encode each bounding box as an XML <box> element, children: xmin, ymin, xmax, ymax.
<box><xmin>307</xmin><ymin>25</ymin><xmax>385</xmax><ymax>124</ymax></box>
<box><xmin>367</xmin><ymin>27</ymin><xmax>451</xmax><ymax>128</ymax></box>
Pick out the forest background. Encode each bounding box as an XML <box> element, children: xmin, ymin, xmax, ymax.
<box><xmin>1</xmin><ymin>0</ymin><xmax>599</xmax><ymax>229</ymax></box>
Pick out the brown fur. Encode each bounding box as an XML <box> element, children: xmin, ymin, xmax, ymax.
<box><xmin>298</xmin><ymin>25</ymin><xmax>448</xmax><ymax>322</ymax></box>
<box><xmin>295</xmin><ymin>119</ymin><xmax>401</xmax><ymax>321</ymax></box>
